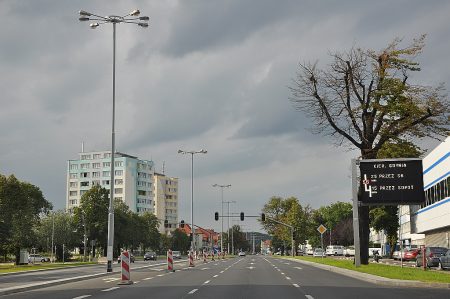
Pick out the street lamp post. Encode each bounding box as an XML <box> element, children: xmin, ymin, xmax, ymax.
<box><xmin>78</xmin><ymin>9</ymin><xmax>149</xmax><ymax>273</ymax></box>
<box><xmin>178</xmin><ymin>149</ymin><xmax>207</xmax><ymax>252</ymax></box>
<box><xmin>223</xmin><ymin>200</ymin><xmax>236</xmax><ymax>254</ymax></box>
<box><xmin>212</xmin><ymin>184</ymin><xmax>231</xmax><ymax>253</ymax></box>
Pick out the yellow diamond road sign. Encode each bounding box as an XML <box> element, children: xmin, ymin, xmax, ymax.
<box><xmin>317</xmin><ymin>224</ymin><xmax>327</xmax><ymax>235</ymax></box>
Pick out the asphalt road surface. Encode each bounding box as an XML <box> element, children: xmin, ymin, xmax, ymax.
<box><xmin>2</xmin><ymin>256</ymin><xmax>449</xmax><ymax>299</ymax></box>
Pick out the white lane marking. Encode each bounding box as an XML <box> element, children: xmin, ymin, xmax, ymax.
<box><xmin>72</xmin><ymin>296</ymin><xmax>91</xmax><ymax>299</ymax></box>
<box><xmin>134</xmin><ymin>281</ymin><xmax>140</xmax><ymax>284</ymax></box>
<box><xmin>103</xmin><ymin>277</ymin><xmax>120</xmax><ymax>282</ymax></box>
<box><xmin>284</xmin><ymin>263</ymin><xmax>291</xmax><ymax>265</ymax></box>
<box><xmin>201</xmin><ymin>267</ymin><xmax>210</xmax><ymax>270</ymax></box>
<box><xmin>305</xmin><ymin>295</ymin><xmax>314</xmax><ymax>299</ymax></box>
<box><xmin>143</xmin><ymin>277</ymin><xmax>154</xmax><ymax>280</ymax></box>
<box><xmin>286</xmin><ymin>277</ymin><xmax>291</xmax><ymax>280</ymax></box>
<box><xmin>102</xmin><ymin>287</ymin><xmax>120</xmax><ymax>292</ymax></box>
<box><xmin>277</xmin><ymin>269</ymin><xmax>281</xmax><ymax>271</ymax></box>
<box><xmin>220</xmin><ymin>271</ymin><xmax>224</xmax><ymax>273</ymax></box>
<box><xmin>293</xmin><ymin>284</ymin><xmax>300</xmax><ymax>288</ymax></box>
<box><xmin>281</xmin><ymin>272</ymin><xmax>285</xmax><ymax>275</ymax></box>
<box><xmin>157</xmin><ymin>274</ymin><xmax>165</xmax><ymax>277</ymax></box>
<box><xmin>188</xmin><ymin>289</ymin><xmax>198</xmax><ymax>294</ymax></box>
<box><xmin>295</xmin><ymin>266</ymin><xmax>303</xmax><ymax>270</ymax></box>
<box><xmin>213</xmin><ymin>274</ymin><xmax>218</xmax><ymax>278</ymax></box>
<box><xmin>214</xmin><ymin>263</ymin><xmax>219</xmax><ymax>266</ymax></box>
<box><xmin>204</xmin><ymin>280</ymin><xmax>210</xmax><ymax>284</ymax></box>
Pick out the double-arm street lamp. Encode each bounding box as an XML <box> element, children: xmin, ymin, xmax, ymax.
<box><xmin>78</xmin><ymin>8</ymin><xmax>149</xmax><ymax>273</ymax></box>
<box><xmin>212</xmin><ymin>184</ymin><xmax>231</xmax><ymax>252</ymax></box>
<box><xmin>178</xmin><ymin>149</ymin><xmax>207</xmax><ymax>252</ymax></box>
<box><xmin>223</xmin><ymin>200</ymin><xmax>236</xmax><ymax>254</ymax></box>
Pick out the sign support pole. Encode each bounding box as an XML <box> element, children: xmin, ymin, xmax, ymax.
<box><xmin>352</xmin><ymin>159</ymin><xmax>361</xmax><ymax>267</ymax></box>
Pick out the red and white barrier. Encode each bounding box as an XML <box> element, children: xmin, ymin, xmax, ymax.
<box><xmin>167</xmin><ymin>249</ymin><xmax>174</xmax><ymax>272</ymax></box>
<box><xmin>189</xmin><ymin>250</ymin><xmax>195</xmax><ymax>267</ymax></box>
<box><xmin>118</xmin><ymin>251</ymin><xmax>133</xmax><ymax>285</ymax></box>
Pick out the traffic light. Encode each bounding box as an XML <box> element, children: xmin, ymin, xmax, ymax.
<box><xmin>215</xmin><ymin>212</ymin><xmax>219</xmax><ymax>221</ymax></box>
<box><xmin>164</xmin><ymin>220</ymin><xmax>169</xmax><ymax>228</ymax></box>
<box><xmin>180</xmin><ymin>220</ymin><xmax>185</xmax><ymax>228</ymax></box>
<box><xmin>240</xmin><ymin>212</ymin><xmax>244</xmax><ymax>221</ymax></box>
<box><xmin>261</xmin><ymin>213</ymin><xmax>266</xmax><ymax>222</ymax></box>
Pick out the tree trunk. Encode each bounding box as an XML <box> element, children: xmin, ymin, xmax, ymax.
<box><xmin>14</xmin><ymin>247</ymin><xmax>20</xmax><ymax>265</ymax></box>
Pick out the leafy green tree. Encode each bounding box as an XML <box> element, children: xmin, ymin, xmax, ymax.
<box><xmin>171</xmin><ymin>229</ymin><xmax>190</xmax><ymax>253</ymax></box>
<box><xmin>0</xmin><ymin>175</ymin><xmax>52</xmax><ymax>264</ymax></box>
<box><xmin>74</xmin><ymin>185</ymin><xmax>109</xmax><ymax>257</ymax></box>
<box><xmin>289</xmin><ymin>36</ymin><xmax>449</xmax><ymax>263</ymax></box>
<box><xmin>139</xmin><ymin>212</ymin><xmax>160</xmax><ymax>252</ymax></box>
<box><xmin>314</xmin><ymin>202</ymin><xmax>353</xmax><ymax>246</ymax></box>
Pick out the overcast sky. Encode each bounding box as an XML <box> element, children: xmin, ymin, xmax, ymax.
<box><xmin>1</xmin><ymin>0</ymin><xmax>448</xmax><ymax>233</ymax></box>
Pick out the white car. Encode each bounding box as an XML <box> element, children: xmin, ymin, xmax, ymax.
<box><xmin>238</xmin><ymin>251</ymin><xmax>246</xmax><ymax>257</ymax></box>
<box><xmin>344</xmin><ymin>246</ymin><xmax>355</xmax><ymax>257</ymax></box>
<box><xmin>313</xmin><ymin>248</ymin><xmax>326</xmax><ymax>257</ymax></box>
<box><xmin>306</xmin><ymin>248</ymin><xmax>314</xmax><ymax>255</ymax></box>
<box><xmin>28</xmin><ymin>254</ymin><xmax>49</xmax><ymax>263</ymax></box>
<box><xmin>172</xmin><ymin>251</ymin><xmax>181</xmax><ymax>259</ymax></box>
<box><xmin>326</xmin><ymin>245</ymin><xmax>344</xmax><ymax>256</ymax></box>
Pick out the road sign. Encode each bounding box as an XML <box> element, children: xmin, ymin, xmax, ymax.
<box><xmin>359</xmin><ymin>159</ymin><xmax>425</xmax><ymax>205</ymax></box>
<box><xmin>317</xmin><ymin>224</ymin><xmax>327</xmax><ymax>235</ymax></box>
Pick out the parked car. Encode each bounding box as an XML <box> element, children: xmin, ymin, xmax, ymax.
<box><xmin>326</xmin><ymin>245</ymin><xmax>344</xmax><ymax>256</ymax></box>
<box><xmin>313</xmin><ymin>248</ymin><xmax>326</xmax><ymax>257</ymax></box>
<box><xmin>438</xmin><ymin>249</ymin><xmax>450</xmax><ymax>270</ymax></box>
<box><xmin>344</xmin><ymin>246</ymin><xmax>355</xmax><ymax>257</ymax></box>
<box><xmin>238</xmin><ymin>251</ymin><xmax>246</xmax><ymax>257</ymax></box>
<box><xmin>172</xmin><ymin>251</ymin><xmax>181</xmax><ymax>259</ymax></box>
<box><xmin>28</xmin><ymin>254</ymin><xmax>49</xmax><ymax>263</ymax></box>
<box><xmin>306</xmin><ymin>248</ymin><xmax>314</xmax><ymax>255</ymax></box>
<box><xmin>415</xmin><ymin>247</ymin><xmax>447</xmax><ymax>268</ymax></box>
<box><xmin>144</xmin><ymin>252</ymin><xmax>157</xmax><ymax>261</ymax></box>
<box><xmin>403</xmin><ymin>249</ymin><xmax>420</xmax><ymax>261</ymax></box>
<box><xmin>117</xmin><ymin>253</ymin><xmax>135</xmax><ymax>263</ymax></box>
<box><xmin>393</xmin><ymin>248</ymin><xmax>408</xmax><ymax>260</ymax></box>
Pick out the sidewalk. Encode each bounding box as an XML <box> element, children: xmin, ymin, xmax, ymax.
<box><xmin>286</xmin><ymin>257</ymin><xmax>450</xmax><ymax>289</ymax></box>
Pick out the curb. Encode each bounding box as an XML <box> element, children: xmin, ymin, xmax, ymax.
<box><xmin>0</xmin><ymin>260</ymin><xmax>187</xmax><ymax>296</ymax></box>
<box><xmin>285</xmin><ymin>257</ymin><xmax>450</xmax><ymax>289</ymax></box>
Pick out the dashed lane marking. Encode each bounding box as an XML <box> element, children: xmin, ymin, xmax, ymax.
<box><xmin>220</xmin><ymin>271</ymin><xmax>224</xmax><ymax>273</ymax></box>
<box><xmin>293</xmin><ymin>284</ymin><xmax>300</xmax><ymax>288</ymax></box>
<box><xmin>143</xmin><ymin>277</ymin><xmax>154</xmax><ymax>280</ymax></box>
<box><xmin>157</xmin><ymin>274</ymin><xmax>165</xmax><ymax>277</ymax></box>
<box><xmin>204</xmin><ymin>280</ymin><xmax>210</xmax><ymax>284</ymax></box>
<box><xmin>101</xmin><ymin>287</ymin><xmax>120</xmax><ymax>292</ymax></box>
<box><xmin>286</xmin><ymin>277</ymin><xmax>291</xmax><ymax>280</ymax></box>
<box><xmin>188</xmin><ymin>289</ymin><xmax>198</xmax><ymax>294</ymax></box>
<box><xmin>295</xmin><ymin>266</ymin><xmax>302</xmax><ymax>270</ymax></box>
<box><xmin>213</xmin><ymin>274</ymin><xmax>218</xmax><ymax>278</ymax></box>
<box><xmin>305</xmin><ymin>295</ymin><xmax>314</xmax><ymax>299</ymax></box>
<box><xmin>72</xmin><ymin>296</ymin><xmax>91</xmax><ymax>299</ymax></box>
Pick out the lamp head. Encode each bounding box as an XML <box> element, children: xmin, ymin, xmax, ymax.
<box><xmin>90</xmin><ymin>23</ymin><xmax>99</xmax><ymax>29</ymax></box>
<box><xmin>130</xmin><ymin>9</ymin><xmax>140</xmax><ymax>16</ymax></box>
<box><xmin>79</xmin><ymin>10</ymin><xmax>92</xmax><ymax>16</ymax></box>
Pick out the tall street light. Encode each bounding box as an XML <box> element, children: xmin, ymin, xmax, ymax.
<box><xmin>178</xmin><ymin>149</ymin><xmax>207</xmax><ymax>252</ymax></box>
<box><xmin>223</xmin><ymin>200</ymin><xmax>236</xmax><ymax>254</ymax></box>
<box><xmin>212</xmin><ymin>184</ymin><xmax>231</xmax><ymax>253</ymax></box>
<box><xmin>78</xmin><ymin>9</ymin><xmax>149</xmax><ymax>273</ymax></box>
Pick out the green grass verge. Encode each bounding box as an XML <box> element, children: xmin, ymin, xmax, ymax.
<box><xmin>0</xmin><ymin>262</ymin><xmax>97</xmax><ymax>274</ymax></box>
<box><xmin>283</xmin><ymin>256</ymin><xmax>450</xmax><ymax>284</ymax></box>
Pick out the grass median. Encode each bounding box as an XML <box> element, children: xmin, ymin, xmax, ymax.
<box><xmin>0</xmin><ymin>262</ymin><xmax>97</xmax><ymax>274</ymax></box>
<box><xmin>282</xmin><ymin>256</ymin><xmax>450</xmax><ymax>284</ymax></box>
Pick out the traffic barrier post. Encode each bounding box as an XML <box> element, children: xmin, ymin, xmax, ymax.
<box><xmin>167</xmin><ymin>249</ymin><xmax>174</xmax><ymax>272</ymax></box>
<box><xmin>118</xmin><ymin>251</ymin><xmax>133</xmax><ymax>285</ymax></box>
<box><xmin>189</xmin><ymin>250</ymin><xmax>195</xmax><ymax>267</ymax></box>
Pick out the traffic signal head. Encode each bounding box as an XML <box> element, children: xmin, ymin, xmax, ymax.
<box><xmin>180</xmin><ymin>220</ymin><xmax>185</xmax><ymax>228</ymax></box>
<box><xmin>215</xmin><ymin>212</ymin><xmax>219</xmax><ymax>221</ymax></box>
<box><xmin>261</xmin><ymin>213</ymin><xmax>266</xmax><ymax>222</ymax></box>
<box><xmin>164</xmin><ymin>220</ymin><xmax>169</xmax><ymax>228</ymax></box>
<box><xmin>240</xmin><ymin>212</ymin><xmax>244</xmax><ymax>221</ymax></box>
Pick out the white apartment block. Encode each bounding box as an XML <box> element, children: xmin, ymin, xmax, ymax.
<box><xmin>66</xmin><ymin>151</ymin><xmax>154</xmax><ymax>214</ymax></box>
<box><xmin>153</xmin><ymin>173</ymin><xmax>179</xmax><ymax>234</ymax></box>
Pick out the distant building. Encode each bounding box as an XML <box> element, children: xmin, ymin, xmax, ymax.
<box><xmin>153</xmin><ymin>172</ymin><xmax>179</xmax><ymax>234</ymax></box>
<box><xmin>66</xmin><ymin>150</ymin><xmax>154</xmax><ymax>214</ymax></box>
<box><xmin>180</xmin><ymin>224</ymin><xmax>219</xmax><ymax>250</ymax></box>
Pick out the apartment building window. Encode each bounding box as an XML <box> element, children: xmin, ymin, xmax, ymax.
<box><xmin>69</xmin><ymin>199</ymin><xmax>77</xmax><ymax>205</ymax></box>
<box><xmin>92</xmin><ymin>171</ymin><xmax>100</xmax><ymax>178</ymax></box>
<box><xmin>138</xmin><ymin>190</ymin><xmax>146</xmax><ymax>196</ymax></box>
<box><xmin>115</xmin><ymin>161</ymin><xmax>123</xmax><ymax>167</ymax></box>
<box><xmin>92</xmin><ymin>180</ymin><xmax>100</xmax><ymax>186</ymax></box>
<box><xmin>80</xmin><ymin>163</ymin><xmax>90</xmax><ymax>169</ymax></box>
<box><xmin>114</xmin><ymin>188</ymin><xmax>123</xmax><ymax>194</ymax></box>
<box><xmin>103</xmin><ymin>162</ymin><xmax>111</xmax><ymax>167</ymax></box>
<box><xmin>80</xmin><ymin>172</ymin><xmax>89</xmax><ymax>178</ymax></box>
<box><xmin>70</xmin><ymin>182</ymin><xmax>77</xmax><ymax>188</ymax></box>
<box><xmin>103</xmin><ymin>171</ymin><xmax>110</xmax><ymax>177</ymax></box>
<box><xmin>81</xmin><ymin>154</ymin><xmax>91</xmax><ymax>160</ymax></box>
<box><xmin>92</xmin><ymin>163</ymin><xmax>101</xmax><ymax>169</ymax></box>
<box><xmin>104</xmin><ymin>153</ymin><xmax>111</xmax><ymax>158</ymax></box>
<box><xmin>102</xmin><ymin>180</ymin><xmax>110</xmax><ymax>186</ymax></box>
<box><xmin>80</xmin><ymin>181</ymin><xmax>89</xmax><ymax>187</ymax></box>
<box><xmin>70</xmin><ymin>173</ymin><xmax>78</xmax><ymax>179</ymax></box>
<box><xmin>115</xmin><ymin>179</ymin><xmax>123</xmax><ymax>185</ymax></box>
<box><xmin>70</xmin><ymin>164</ymin><xmax>78</xmax><ymax>170</ymax></box>
<box><xmin>115</xmin><ymin>170</ymin><xmax>123</xmax><ymax>176</ymax></box>
<box><xmin>93</xmin><ymin>154</ymin><xmax>101</xmax><ymax>159</ymax></box>
<box><xmin>69</xmin><ymin>191</ymin><xmax>78</xmax><ymax>196</ymax></box>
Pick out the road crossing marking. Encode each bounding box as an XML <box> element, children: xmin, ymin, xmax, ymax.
<box><xmin>188</xmin><ymin>289</ymin><xmax>198</xmax><ymax>294</ymax></box>
<box><xmin>72</xmin><ymin>296</ymin><xmax>91</xmax><ymax>299</ymax></box>
<box><xmin>286</xmin><ymin>277</ymin><xmax>291</xmax><ymax>280</ymax></box>
<box><xmin>103</xmin><ymin>277</ymin><xmax>120</xmax><ymax>283</ymax></box>
<box><xmin>293</xmin><ymin>284</ymin><xmax>300</xmax><ymax>288</ymax></box>
<box><xmin>101</xmin><ymin>287</ymin><xmax>120</xmax><ymax>292</ymax></box>
<box><xmin>220</xmin><ymin>271</ymin><xmax>224</xmax><ymax>273</ymax></box>
<box><xmin>281</xmin><ymin>272</ymin><xmax>285</xmax><ymax>275</ymax></box>
<box><xmin>213</xmin><ymin>274</ymin><xmax>218</xmax><ymax>277</ymax></box>
<box><xmin>305</xmin><ymin>295</ymin><xmax>314</xmax><ymax>299</ymax></box>
<box><xmin>204</xmin><ymin>280</ymin><xmax>210</xmax><ymax>284</ymax></box>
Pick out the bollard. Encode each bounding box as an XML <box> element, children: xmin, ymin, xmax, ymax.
<box><xmin>211</xmin><ymin>251</ymin><xmax>215</xmax><ymax>261</ymax></box>
<box><xmin>118</xmin><ymin>251</ymin><xmax>133</xmax><ymax>285</ymax></box>
<box><xmin>189</xmin><ymin>250</ymin><xmax>195</xmax><ymax>267</ymax></box>
<box><xmin>203</xmin><ymin>251</ymin><xmax>208</xmax><ymax>263</ymax></box>
<box><xmin>167</xmin><ymin>249</ymin><xmax>174</xmax><ymax>272</ymax></box>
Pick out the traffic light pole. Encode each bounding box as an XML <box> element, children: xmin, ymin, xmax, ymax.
<box><xmin>264</xmin><ymin>216</ymin><xmax>295</xmax><ymax>257</ymax></box>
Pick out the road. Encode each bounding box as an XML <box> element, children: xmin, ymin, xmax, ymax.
<box><xmin>2</xmin><ymin>256</ymin><xmax>449</xmax><ymax>298</ymax></box>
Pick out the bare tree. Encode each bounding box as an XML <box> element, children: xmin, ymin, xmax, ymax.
<box><xmin>289</xmin><ymin>35</ymin><xmax>449</xmax><ymax>263</ymax></box>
